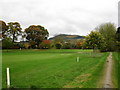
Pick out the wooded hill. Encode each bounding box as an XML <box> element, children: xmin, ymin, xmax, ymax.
<box><xmin>49</xmin><ymin>34</ymin><xmax>85</xmax><ymax>40</ymax></box>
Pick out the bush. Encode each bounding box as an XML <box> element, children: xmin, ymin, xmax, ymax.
<box><xmin>23</xmin><ymin>43</ymin><xmax>31</xmax><ymax>49</ymax></box>
<box><xmin>62</xmin><ymin>42</ymin><xmax>71</xmax><ymax>49</ymax></box>
<box><xmin>75</xmin><ymin>42</ymin><xmax>82</xmax><ymax>49</ymax></box>
<box><xmin>39</xmin><ymin>40</ymin><xmax>51</xmax><ymax>49</ymax></box>
<box><xmin>2</xmin><ymin>38</ymin><xmax>14</xmax><ymax>49</ymax></box>
<box><xmin>55</xmin><ymin>42</ymin><xmax>62</xmax><ymax>49</ymax></box>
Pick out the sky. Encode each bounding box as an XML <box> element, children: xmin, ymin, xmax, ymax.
<box><xmin>0</xmin><ymin>0</ymin><xmax>119</xmax><ymax>38</ymax></box>
<box><xmin>119</xmin><ymin>1</ymin><xmax>120</xmax><ymax>27</ymax></box>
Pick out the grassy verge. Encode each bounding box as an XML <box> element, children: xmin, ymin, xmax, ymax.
<box><xmin>112</xmin><ymin>52</ymin><xmax>119</xmax><ymax>88</ymax></box>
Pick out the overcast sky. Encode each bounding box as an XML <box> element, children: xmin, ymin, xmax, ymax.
<box><xmin>0</xmin><ymin>0</ymin><xmax>119</xmax><ymax>37</ymax></box>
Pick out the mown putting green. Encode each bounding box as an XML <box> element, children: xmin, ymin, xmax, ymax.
<box><xmin>2</xmin><ymin>49</ymin><xmax>108</xmax><ymax>88</ymax></box>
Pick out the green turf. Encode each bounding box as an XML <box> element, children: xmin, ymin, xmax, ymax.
<box><xmin>2</xmin><ymin>49</ymin><xmax>108</xmax><ymax>88</ymax></box>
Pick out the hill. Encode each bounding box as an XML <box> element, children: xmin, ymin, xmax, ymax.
<box><xmin>49</xmin><ymin>34</ymin><xmax>85</xmax><ymax>40</ymax></box>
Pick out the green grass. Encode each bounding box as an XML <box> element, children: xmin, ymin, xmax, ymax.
<box><xmin>2</xmin><ymin>49</ymin><xmax>108</xmax><ymax>88</ymax></box>
<box><xmin>0</xmin><ymin>50</ymin><xmax>2</xmax><ymax>89</ymax></box>
<box><xmin>112</xmin><ymin>52</ymin><xmax>119</xmax><ymax>88</ymax></box>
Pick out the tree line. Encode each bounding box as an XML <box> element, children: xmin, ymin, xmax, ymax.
<box><xmin>0</xmin><ymin>21</ymin><xmax>49</xmax><ymax>49</ymax></box>
<box><xmin>84</xmin><ymin>23</ymin><xmax>119</xmax><ymax>52</ymax></box>
<box><xmin>0</xmin><ymin>20</ymin><xmax>120</xmax><ymax>52</ymax></box>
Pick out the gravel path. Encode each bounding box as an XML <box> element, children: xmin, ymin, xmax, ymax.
<box><xmin>102</xmin><ymin>52</ymin><xmax>113</xmax><ymax>88</ymax></box>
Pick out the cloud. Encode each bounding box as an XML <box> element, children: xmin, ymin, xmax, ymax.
<box><xmin>0</xmin><ymin>0</ymin><xmax>119</xmax><ymax>37</ymax></box>
<box><xmin>118</xmin><ymin>1</ymin><xmax>120</xmax><ymax>27</ymax></box>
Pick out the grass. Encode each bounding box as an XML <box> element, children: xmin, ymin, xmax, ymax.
<box><xmin>112</xmin><ymin>52</ymin><xmax>119</xmax><ymax>88</ymax></box>
<box><xmin>2</xmin><ymin>49</ymin><xmax>108</xmax><ymax>88</ymax></box>
<box><xmin>0</xmin><ymin>50</ymin><xmax>2</xmax><ymax>89</ymax></box>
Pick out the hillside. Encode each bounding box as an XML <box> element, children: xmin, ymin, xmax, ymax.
<box><xmin>49</xmin><ymin>34</ymin><xmax>85</xmax><ymax>40</ymax></box>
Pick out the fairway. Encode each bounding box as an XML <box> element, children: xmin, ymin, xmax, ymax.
<box><xmin>2</xmin><ymin>49</ymin><xmax>108</xmax><ymax>88</ymax></box>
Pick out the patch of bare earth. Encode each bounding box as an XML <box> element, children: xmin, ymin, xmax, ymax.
<box><xmin>63</xmin><ymin>74</ymin><xmax>91</xmax><ymax>88</ymax></box>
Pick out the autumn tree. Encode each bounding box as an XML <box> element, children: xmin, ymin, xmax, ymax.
<box><xmin>84</xmin><ymin>31</ymin><xmax>105</xmax><ymax>51</ymax></box>
<box><xmin>96</xmin><ymin>22</ymin><xmax>116</xmax><ymax>51</ymax></box>
<box><xmin>25</xmin><ymin>25</ymin><xmax>49</xmax><ymax>48</ymax></box>
<box><xmin>0</xmin><ymin>20</ymin><xmax>8</xmax><ymax>39</ymax></box>
<box><xmin>40</xmin><ymin>40</ymin><xmax>51</xmax><ymax>49</ymax></box>
<box><xmin>75</xmin><ymin>41</ymin><xmax>83</xmax><ymax>49</ymax></box>
<box><xmin>7</xmin><ymin>22</ymin><xmax>22</xmax><ymax>42</ymax></box>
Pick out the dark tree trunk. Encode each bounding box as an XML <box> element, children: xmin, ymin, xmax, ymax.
<box><xmin>13</xmin><ymin>33</ymin><xmax>15</xmax><ymax>43</ymax></box>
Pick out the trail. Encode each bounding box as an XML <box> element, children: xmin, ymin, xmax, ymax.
<box><xmin>102</xmin><ymin>52</ymin><xmax>113</xmax><ymax>88</ymax></box>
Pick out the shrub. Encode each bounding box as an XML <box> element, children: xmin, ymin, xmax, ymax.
<box><xmin>39</xmin><ymin>40</ymin><xmax>51</xmax><ymax>49</ymax></box>
<box><xmin>2</xmin><ymin>38</ymin><xmax>14</xmax><ymax>49</ymax></box>
<box><xmin>75</xmin><ymin>42</ymin><xmax>83</xmax><ymax>49</ymax></box>
<box><xmin>24</xmin><ymin>43</ymin><xmax>31</xmax><ymax>49</ymax></box>
<box><xmin>62</xmin><ymin>42</ymin><xmax>71</xmax><ymax>49</ymax></box>
<box><xmin>55</xmin><ymin>42</ymin><xmax>62</xmax><ymax>49</ymax></box>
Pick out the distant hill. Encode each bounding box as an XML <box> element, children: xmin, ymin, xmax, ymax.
<box><xmin>49</xmin><ymin>34</ymin><xmax>85</xmax><ymax>40</ymax></box>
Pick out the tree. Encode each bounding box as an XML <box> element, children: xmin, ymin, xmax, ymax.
<box><xmin>116</xmin><ymin>27</ymin><xmax>120</xmax><ymax>51</ymax></box>
<box><xmin>116</xmin><ymin>27</ymin><xmax>120</xmax><ymax>41</ymax></box>
<box><xmin>84</xmin><ymin>31</ymin><xmax>105</xmax><ymax>51</ymax></box>
<box><xmin>39</xmin><ymin>40</ymin><xmax>51</xmax><ymax>49</ymax></box>
<box><xmin>7</xmin><ymin>22</ymin><xmax>22</xmax><ymax>42</ymax></box>
<box><xmin>0</xmin><ymin>20</ymin><xmax>8</xmax><ymax>39</ymax></box>
<box><xmin>75</xmin><ymin>40</ymin><xmax>83</xmax><ymax>49</ymax></box>
<box><xmin>25</xmin><ymin>25</ymin><xmax>49</xmax><ymax>48</ymax></box>
<box><xmin>53</xmin><ymin>36</ymin><xmax>64</xmax><ymax>44</ymax></box>
<box><xmin>2</xmin><ymin>37</ymin><xmax>13</xmax><ymax>49</ymax></box>
<box><xmin>55</xmin><ymin>42</ymin><xmax>62</xmax><ymax>49</ymax></box>
<box><xmin>62</xmin><ymin>42</ymin><xmax>72</xmax><ymax>49</ymax></box>
<box><xmin>96</xmin><ymin>22</ymin><xmax>116</xmax><ymax>51</ymax></box>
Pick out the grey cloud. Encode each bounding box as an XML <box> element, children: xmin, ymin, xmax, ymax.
<box><xmin>118</xmin><ymin>1</ymin><xmax>120</xmax><ymax>27</ymax></box>
<box><xmin>0</xmin><ymin>0</ymin><xmax>118</xmax><ymax>37</ymax></box>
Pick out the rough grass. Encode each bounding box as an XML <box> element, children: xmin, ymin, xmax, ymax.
<box><xmin>112</xmin><ymin>52</ymin><xmax>119</xmax><ymax>88</ymax></box>
<box><xmin>2</xmin><ymin>49</ymin><xmax>108</xmax><ymax>88</ymax></box>
<box><xmin>0</xmin><ymin>50</ymin><xmax>2</xmax><ymax>89</ymax></box>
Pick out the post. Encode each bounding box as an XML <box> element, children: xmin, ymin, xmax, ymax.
<box><xmin>76</xmin><ymin>57</ymin><xmax>79</xmax><ymax>62</ymax></box>
<box><xmin>6</xmin><ymin>67</ymin><xmax>10</xmax><ymax>88</ymax></box>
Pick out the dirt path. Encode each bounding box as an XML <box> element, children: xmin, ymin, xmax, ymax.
<box><xmin>102</xmin><ymin>52</ymin><xmax>113</xmax><ymax>88</ymax></box>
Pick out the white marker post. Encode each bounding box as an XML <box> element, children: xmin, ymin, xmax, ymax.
<box><xmin>76</xmin><ymin>57</ymin><xmax>79</xmax><ymax>62</ymax></box>
<box><xmin>6</xmin><ymin>67</ymin><xmax>10</xmax><ymax>88</ymax></box>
